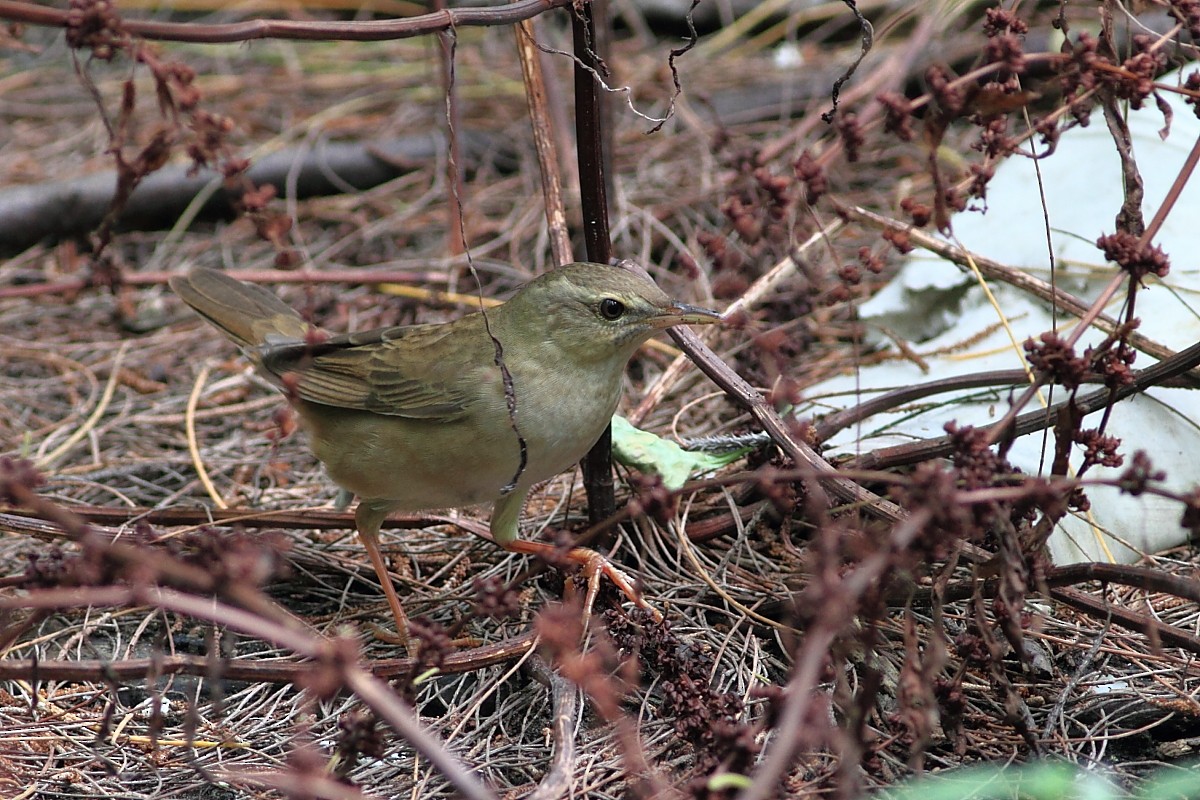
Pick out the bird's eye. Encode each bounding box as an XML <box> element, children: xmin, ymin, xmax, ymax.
<box><xmin>598</xmin><ymin>298</ymin><xmax>626</xmax><ymax>320</ymax></box>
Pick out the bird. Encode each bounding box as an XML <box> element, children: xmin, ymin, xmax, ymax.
<box><xmin>171</xmin><ymin>262</ymin><xmax>722</xmax><ymax>652</ymax></box>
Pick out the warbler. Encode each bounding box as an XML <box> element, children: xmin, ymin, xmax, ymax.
<box><xmin>171</xmin><ymin>262</ymin><xmax>722</xmax><ymax>650</ymax></box>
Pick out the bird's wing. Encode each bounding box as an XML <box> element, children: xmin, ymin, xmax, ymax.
<box><xmin>259</xmin><ymin>319</ymin><xmax>488</xmax><ymax>420</ymax></box>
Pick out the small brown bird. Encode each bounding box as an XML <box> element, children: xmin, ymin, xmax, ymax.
<box><xmin>172</xmin><ymin>263</ymin><xmax>722</xmax><ymax>650</ymax></box>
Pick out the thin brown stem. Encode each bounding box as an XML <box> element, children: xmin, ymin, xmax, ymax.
<box><xmin>516</xmin><ymin>15</ymin><xmax>574</xmax><ymax>266</ymax></box>
<box><xmin>0</xmin><ymin>0</ymin><xmax>579</xmax><ymax>43</ymax></box>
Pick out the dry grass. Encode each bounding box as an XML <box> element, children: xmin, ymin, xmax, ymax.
<box><xmin>2</xmin><ymin>2</ymin><xmax>1200</xmax><ymax>798</ymax></box>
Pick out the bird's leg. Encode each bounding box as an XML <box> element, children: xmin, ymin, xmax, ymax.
<box><xmin>490</xmin><ymin>492</ymin><xmax>662</xmax><ymax>623</ymax></box>
<box><xmin>354</xmin><ymin>500</ymin><xmax>416</xmax><ymax>657</ymax></box>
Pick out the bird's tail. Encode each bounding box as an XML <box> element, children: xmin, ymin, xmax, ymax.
<box><xmin>170</xmin><ymin>268</ymin><xmax>312</xmax><ymax>349</ymax></box>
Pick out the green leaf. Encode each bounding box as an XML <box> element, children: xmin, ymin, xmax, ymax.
<box><xmin>610</xmin><ymin>415</ymin><xmax>748</xmax><ymax>490</ymax></box>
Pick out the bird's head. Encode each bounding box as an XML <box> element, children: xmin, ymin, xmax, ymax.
<box><xmin>504</xmin><ymin>263</ymin><xmax>722</xmax><ymax>364</ymax></box>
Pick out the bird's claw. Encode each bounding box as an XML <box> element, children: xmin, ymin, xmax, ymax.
<box><xmin>567</xmin><ymin>547</ymin><xmax>663</xmax><ymax>627</ymax></box>
<box><xmin>497</xmin><ymin>538</ymin><xmax>662</xmax><ymax>627</ymax></box>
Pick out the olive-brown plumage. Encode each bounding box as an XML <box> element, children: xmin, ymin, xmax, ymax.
<box><xmin>172</xmin><ymin>263</ymin><xmax>721</xmax><ymax>650</ymax></box>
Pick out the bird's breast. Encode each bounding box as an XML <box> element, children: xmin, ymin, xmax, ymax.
<box><xmin>508</xmin><ymin>355</ymin><xmax>624</xmax><ymax>486</ymax></box>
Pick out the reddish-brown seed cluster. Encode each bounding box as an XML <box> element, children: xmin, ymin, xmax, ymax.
<box><xmin>604</xmin><ymin>609</ymin><xmax>753</xmax><ymax>782</ymax></box>
<box><xmin>1117</xmin><ymin>450</ymin><xmax>1165</xmax><ymax>496</ymax></box>
<box><xmin>1184</xmin><ymin>71</ymin><xmax>1200</xmax><ymax>120</ymax></box>
<box><xmin>0</xmin><ymin>455</ymin><xmax>44</xmax><ymax>502</ymax></box>
<box><xmin>626</xmin><ymin>473</ymin><xmax>678</xmax><ymax>526</ymax></box>
<box><xmin>793</xmin><ymin>150</ymin><xmax>827</xmax><ymax>204</ymax></box>
<box><xmin>834</xmin><ymin>111</ymin><xmax>864</xmax><ymax>163</ymax></box>
<box><xmin>899</xmin><ymin>196</ymin><xmax>932</xmax><ymax>228</ymax></box>
<box><xmin>168</xmin><ymin>527</ymin><xmax>291</xmax><ymax>590</ymax></box>
<box><xmin>1057</xmin><ymin>33</ymin><xmax>1100</xmax><ymax>125</ymax></box>
<box><xmin>297</xmin><ymin>634</ymin><xmax>361</xmax><ymax>701</ymax></box>
<box><xmin>406</xmin><ymin>618</ymin><xmax>452</xmax><ymax>672</ymax></box>
<box><xmin>1112</xmin><ymin>35</ymin><xmax>1169</xmax><ymax>110</ymax></box>
<box><xmin>1169</xmin><ymin>0</ymin><xmax>1200</xmax><ymax>40</ymax></box>
<box><xmin>334</xmin><ymin>709</ymin><xmax>386</xmax><ymax>779</ymax></box>
<box><xmin>926</xmin><ymin>65</ymin><xmax>966</xmax><ymax>118</ymax></box>
<box><xmin>64</xmin><ymin>0</ymin><xmax>125</xmax><ymax>59</ymax></box>
<box><xmin>1096</xmin><ymin>231</ymin><xmax>1170</xmax><ymax>282</ymax></box>
<box><xmin>59</xmin><ymin>0</ymin><xmax>298</xmax><ymax>271</ymax></box>
<box><xmin>1074</xmin><ymin>429</ymin><xmax>1124</xmax><ymax>471</ymax></box>
<box><xmin>881</xmin><ymin>226</ymin><xmax>912</xmax><ymax>254</ymax></box>
<box><xmin>23</xmin><ymin>548</ymin><xmax>77</xmax><ymax>588</ymax></box>
<box><xmin>186</xmin><ymin>108</ymin><xmax>236</xmax><ymax>170</ymax></box>
<box><xmin>1179</xmin><ymin>488</ymin><xmax>1200</xmax><ymax>538</ymax></box>
<box><xmin>856</xmin><ymin>246</ymin><xmax>885</xmax><ymax>275</ymax></box>
<box><xmin>697</xmin><ymin>230</ymin><xmax>744</xmax><ymax>275</ymax></box>
<box><xmin>1023</xmin><ymin>331</ymin><xmax>1088</xmax><ymax>390</ymax></box>
<box><xmin>945</xmin><ymin>422</ymin><xmax>1018</xmax><ymax>492</ymax></box>
<box><xmin>1085</xmin><ymin>337</ymin><xmax>1137</xmax><ymax>389</ymax></box>
<box><xmin>877</xmin><ymin>91</ymin><xmax>915</xmax><ymax>142</ymax></box>
<box><xmin>472</xmin><ymin>575</ymin><xmax>521</xmax><ymax>619</ymax></box>
<box><xmin>984</xmin><ymin>32</ymin><xmax>1027</xmax><ymax>80</ymax></box>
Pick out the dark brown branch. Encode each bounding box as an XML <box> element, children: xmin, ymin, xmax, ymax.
<box><xmin>1049</xmin><ymin>586</ymin><xmax>1200</xmax><ymax>655</ymax></box>
<box><xmin>573</xmin><ymin>1</ymin><xmax>617</xmax><ymax>529</ymax></box>
<box><xmin>0</xmin><ymin>507</ymin><xmax>464</xmax><ymax>537</ymax></box>
<box><xmin>668</xmin><ymin>326</ymin><xmax>907</xmax><ymax>522</ymax></box>
<box><xmin>0</xmin><ymin>0</ymin><xmax>576</xmax><ymax>43</ymax></box>
<box><xmin>900</xmin><ymin>561</ymin><xmax>1200</xmax><ymax>607</ymax></box>
<box><xmin>1046</xmin><ymin>562</ymin><xmax>1200</xmax><ymax>603</ymax></box>
<box><xmin>814</xmin><ymin>369</ymin><xmax>1047</xmax><ymax>443</ymax></box>
<box><xmin>524</xmin><ymin>656</ymin><xmax>580</xmax><ymax>800</ymax></box>
<box><xmin>755</xmin><ymin>559</ymin><xmax>1200</xmax><ymax>658</ymax></box>
<box><xmin>813</xmin><ymin>369</ymin><xmax>1199</xmax><ymax>443</ymax></box>
<box><xmin>845</xmin><ymin>336</ymin><xmax>1200</xmax><ymax>471</ymax></box>
<box><xmin>0</xmin><ymin>631</ymin><xmax>536</xmax><ymax>683</ymax></box>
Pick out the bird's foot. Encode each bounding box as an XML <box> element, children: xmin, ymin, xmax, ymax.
<box><xmin>569</xmin><ymin>547</ymin><xmax>664</xmax><ymax>630</ymax></box>
<box><xmin>502</xmin><ymin>539</ymin><xmax>661</xmax><ymax>624</ymax></box>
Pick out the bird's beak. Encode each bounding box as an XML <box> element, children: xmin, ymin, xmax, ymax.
<box><xmin>650</xmin><ymin>301</ymin><xmax>724</xmax><ymax>329</ymax></box>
